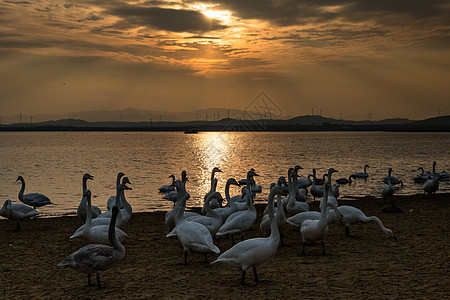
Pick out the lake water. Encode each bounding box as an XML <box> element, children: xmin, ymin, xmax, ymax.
<box><xmin>0</xmin><ymin>131</ymin><xmax>449</xmax><ymax>217</ymax></box>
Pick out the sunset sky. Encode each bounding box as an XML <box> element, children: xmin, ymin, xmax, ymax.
<box><xmin>1</xmin><ymin>0</ymin><xmax>449</xmax><ymax>120</ymax></box>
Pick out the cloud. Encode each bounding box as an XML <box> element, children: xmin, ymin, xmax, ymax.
<box><xmin>108</xmin><ymin>5</ymin><xmax>228</xmax><ymax>33</ymax></box>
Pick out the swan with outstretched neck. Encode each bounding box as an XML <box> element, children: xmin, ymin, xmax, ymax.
<box><xmin>322</xmin><ymin>168</ymin><xmax>339</xmax><ymax>208</ymax></box>
<box><xmin>300</xmin><ymin>182</ymin><xmax>330</xmax><ymax>255</ymax></box>
<box><xmin>77</xmin><ymin>174</ymin><xmax>101</xmax><ymax>221</ymax></box>
<box><xmin>166</xmin><ymin>180</ymin><xmax>219</xmax><ymax>264</ymax></box>
<box><xmin>16</xmin><ymin>176</ymin><xmax>52</xmax><ymax>209</ymax></box>
<box><xmin>58</xmin><ymin>205</ymin><xmax>125</xmax><ymax>288</ymax></box>
<box><xmin>183</xmin><ymin>192</ymin><xmax>224</xmax><ymax>236</ymax></box>
<box><xmin>0</xmin><ymin>199</ymin><xmax>39</xmax><ymax>230</ymax></box>
<box><xmin>70</xmin><ymin>190</ymin><xmax>128</xmax><ymax>245</ymax></box>
<box><xmin>202</xmin><ymin>167</ymin><xmax>223</xmax><ymax>213</ymax></box>
<box><xmin>212</xmin><ymin>185</ymin><xmax>283</xmax><ymax>285</ymax></box>
<box><xmin>328</xmin><ymin>205</ymin><xmax>397</xmax><ymax>240</ymax></box>
<box><xmin>423</xmin><ymin>161</ymin><xmax>439</xmax><ymax>194</ymax></box>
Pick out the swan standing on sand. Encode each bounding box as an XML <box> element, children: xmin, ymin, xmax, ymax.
<box><xmin>70</xmin><ymin>190</ymin><xmax>128</xmax><ymax>245</ymax></box>
<box><xmin>16</xmin><ymin>176</ymin><xmax>52</xmax><ymax>209</ymax></box>
<box><xmin>159</xmin><ymin>174</ymin><xmax>176</xmax><ymax>193</ymax></box>
<box><xmin>260</xmin><ymin>177</ymin><xmax>288</xmax><ymax>244</ymax></box>
<box><xmin>328</xmin><ymin>205</ymin><xmax>396</xmax><ymax>240</ymax></box>
<box><xmin>381</xmin><ymin>168</ymin><xmax>395</xmax><ymax>204</ymax></box>
<box><xmin>208</xmin><ymin>178</ymin><xmax>241</xmax><ymax>222</ymax></box>
<box><xmin>167</xmin><ymin>181</ymin><xmax>219</xmax><ymax>264</ymax></box>
<box><xmin>202</xmin><ymin>167</ymin><xmax>223</xmax><ymax>213</ymax></box>
<box><xmin>163</xmin><ymin>171</ymin><xmax>190</xmax><ymax>203</ymax></box>
<box><xmin>75</xmin><ymin>184</ymin><xmax>132</xmax><ymax>231</ymax></box>
<box><xmin>216</xmin><ymin>177</ymin><xmax>257</xmax><ymax>244</ymax></box>
<box><xmin>98</xmin><ymin>182</ymin><xmax>133</xmax><ymax>228</ymax></box>
<box><xmin>58</xmin><ymin>206</ymin><xmax>125</xmax><ymax>289</ymax></box>
<box><xmin>423</xmin><ymin>161</ymin><xmax>439</xmax><ymax>194</ymax></box>
<box><xmin>184</xmin><ymin>192</ymin><xmax>224</xmax><ymax>236</ymax></box>
<box><xmin>107</xmin><ymin>175</ymin><xmax>130</xmax><ymax>210</ymax></box>
<box><xmin>286</xmin><ymin>201</ymin><xmax>342</xmax><ymax>228</ymax></box>
<box><xmin>0</xmin><ymin>199</ymin><xmax>39</xmax><ymax>230</ymax></box>
<box><xmin>286</xmin><ymin>168</ymin><xmax>309</xmax><ymax>215</ymax></box>
<box><xmin>309</xmin><ymin>168</ymin><xmax>324</xmax><ymax>202</ymax></box>
<box><xmin>352</xmin><ymin>165</ymin><xmax>370</xmax><ymax>179</ymax></box>
<box><xmin>212</xmin><ymin>185</ymin><xmax>283</xmax><ymax>285</ymax></box>
<box><xmin>321</xmin><ymin>168</ymin><xmax>339</xmax><ymax>208</ymax></box>
<box><xmin>77</xmin><ymin>174</ymin><xmax>101</xmax><ymax>221</ymax></box>
<box><xmin>300</xmin><ymin>182</ymin><xmax>331</xmax><ymax>255</ymax></box>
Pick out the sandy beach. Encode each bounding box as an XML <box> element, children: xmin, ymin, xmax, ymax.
<box><xmin>1</xmin><ymin>193</ymin><xmax>449</xmax><ymax>299</ymax></box>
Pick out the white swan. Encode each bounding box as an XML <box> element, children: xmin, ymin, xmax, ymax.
<box><xmin>297</xmin><ymin>174</ymin><xmax>313</xmax><ymax>189</ymax></box>
<box><xmin>260</xmin><ymin>178</ymin><xmax>288</xmax><ymax>244</ymax></box>
<box><xmin>423</xmin><ymin>161</ymin><xmax>439</xmax><ymax>194</ymax></box>
<box><xmin>75</xmin><ymin>184</ymin><xmax>132</xmax><ymax>231</ymax></box>
<box><xmin>107</xmin><ymin>175</ymin><xmax>130</xmax><ymax>211</ymax></box>
<box><xmin>183</xmin><ymin>192</ymin><xmax>223</xmax><ymax>236</ymax></box>
<box><xmin>309</xmin><ymin>168</ymin><xmax>324</xmax><ymax>202</ymax></box>
<box><xmin>165</xmin><ymin>178</ymin><xmax>200</xmax><ymax>231</ymax></box>
<box><xmin>202</xmin><ymin>167</ymin><xmax>223</xmax><ymax>213</ymax></box>
<box><xmin>300</xmin><ymin>182</ymin><xmax>330</xmax><ymax>255</ymax></box>
<box><xmin>0</xmin><ymin>199</ymin><xmax>39</xmax><ymax>230</ymax></box>
<box><xmin>97</xmin><ymin>182</ymin><xmax>132</xmax><ymax>228</ymax></box>
<box><xmin>216</xmin><ymin>185</ymin><xmax>256</xmax><ymax>243</ymax></box>
<box><xmin>166</xmin><ymin>180</ymin><xmax>219</xmax><ymax>264</ymax></box>
<box><xmin>321</xmin><ymin>168</ymin><xmax>339</xmax><ymax>208</ymax></box>
<box><xmin>327</xmin><ymin>205</ymin><xmax>396</xmax><ymax>239</ymax></box>
<box><xmin>77</xmin><ymin>173</ymin><xmax>101</xmax><ymax>222</ymax></box>
<box><xmin>208</xmin><ymin>178</ymin><xmax>241</xmax><ymax>222</ymax></box>
<box><xmin>286</xmin><ymin>168</ymin><xmax>309</xmax><ymax>215</ymax></box>
<box><xmin>58</xmin><ymin>206</ymin><xmax>125</xmax><ymax>288</ymax></box>
<box><xmin>16</xmin><ymin>176</ymin><xmax>52</xmax><ymax>209</ymax></box>
<box><xmin>70</xmin><ymin>190</ymin><xmax>128</xmax><ymax>245</ymax></box>
<box><xmin>286</xmin><ymin>201</ymin><xmax>343</xmax><ymax>228</ymax></box>
<box><xmin>381</xmin><ymin>168</ymin><xmax>395</xmax><ymax>203</ymax></box>
<box><xmin>381</xmin><ymin>175</ymin><xmax>403</xmax><ymax>186</ymax></box>
<box><xmin>352</xmin><ymin>164</ymin><xmax>370</xmax><ymax>179</ymax></box>
<box><xmin>211</xmin><ymin>185</ymin><xmax>283</xmax><ymax>285</ymax></box>
<box><xmin>159</xmin><ymin>174</ymin><xmax>176</xmax><ymax>193</ymax></box>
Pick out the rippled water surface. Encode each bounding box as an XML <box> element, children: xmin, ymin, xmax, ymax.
<box><xmin>0</xmin><ymin>131</ymin><xmax>449</xmax><ymax>217</ymax></box>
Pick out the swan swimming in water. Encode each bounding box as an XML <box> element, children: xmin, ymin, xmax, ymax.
<box><xmin>0</xmin><ymin>199</ymin><xmax>39</xmax><ymax>230</ymax></box>
<box><xmin>336</xmin><ymin>175</ymin><xmax>356</xmax><ymax>185</ymax></box>
<box><xmin>309</xmin><ymin>168</ymin><xmax>324</xmax><ymax>202</ymax></box>
<box><xmin>70</xmin><ymin>190</ymin><xmax>128</xmax><ymax>246</ymax></box>
<box><xmin>352</xmin><ymin>165</ymin><xmax>370</xmax><ymax>179</ymax></box>
<box><xmin>211</xmin><ymin>185</ymin><xmax>283</xmax><ymax>285</ymax></box>
<box><xmin>16</xmin><ymin>176</ymin><xmax>52</xmax><ymax>209</ymax></box>
<box><xmin>159</xmin><ymin>174</ymin><xmax>176</xmax><ymax>193</ymax></box>
<box><xmin>166</xmin><ymin>180</ymin><xmax>219</xmax><ymax>264</ymax></box>
<box><xmin>77</xmin><ymin>173</ymin><xmax>102</xmax><ymax>221</ymax></box>
<box><xmin>58</xmin><ymin>206</ymin><xmax>125</xmax><ymax>288</ymax></box>
<box><xmin>423</xmin><ymin>161</ymin><xmax>439</xmax><ymax>194</ymax></box>
<box><xmin>163</xmin><ymin>171</ymin><xmax>190</xmax><ymax>203</ymax></box>
<box><xmin>413</xmin><ymin>167</ymin><xmax>432</xmax><ymax>183</ymax></box>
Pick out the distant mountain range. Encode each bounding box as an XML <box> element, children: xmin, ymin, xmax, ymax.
<box><xmin>1</xmin><ymin>108</ymin><xmax>449</xmax><ymax>131</ymax></box>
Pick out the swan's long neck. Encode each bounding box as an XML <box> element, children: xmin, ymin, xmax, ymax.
<box><xmin>109</xmin><ymin>208</ymin><xmax>124</xmax><ymax>252</ymax></box>
<box><xmin>320</xmin><ymin>187</ymin><xmax>329</xmax><ymax>222</ymax></box>
<box><xmin>367</xmin><ymin>216</ymin><xmax>390</xmax><ymax>235</ymax></box>
<box><xmin>312</xmin><ymin>169</ymin><xmax>317</xmax><ymax>184</ymax></box>
<box><xmin>85</xmin><ymin>194</ymin><xmax>92</xmax><ymax>230</ymax></box>
<box><xmin>268</xmin><ymin>189</ymin><xmax>279</xmax><ymax>241</ymax></box>
<box><xmin>210</xmin><ymin>170</ymin><xmax>216</xmax><ymax>190</ymax></box>
<box><xmin>204</xmin><ymin>193</ymin><xmax>219</xmax><ymax>218</ymax></box>
<box><xmin>116</xmin><ymin>173</ymin><xmax>123</xmax><ymax>188</ymax></box>
<box><xmin>18</xmin><ymin>178</ymin><xmax>25</xmax><ymax>200</ymax></box>
<box><xmin>418</xmin><ymin>167</ymin><xmax>424</xmax><ymax>175</ymax></box>
<box><xmin>364</xmin><ymin>165</ymin><xmax>368</xmax><ymax>174</ymax></box>
<box><xmin>224</xmin><ymin>180</ymin><xmax>237</xmax><ymax>210</ymax></box>
<box><xmin>174</xmin><ymin>191</ymin><xmax>188</xmax><ymax>225</ymax></box>
<box><xmin>287</xmin><ymin>171</ymin><xmax>295</xmax><ymax>205</ymax></box>
<box><xmin>120</xmin><ymin>188</ymin><xmax>131</xmax><ymax>213</ymax></box>
<box><xmin>245</xmin><ymin>191</ymin><xmax>255</xmax><ymax>212</ymax></box>
<box><xmin>388</xmin><ymin>170</ymin><xmax>392</xmax><ymax>185</ymax></box>
<box><xmin>82</xmin><ymin>178</ymin><xmax>88</xmax><ymax>194</ymax></box>
<box><xmin>114</xmin><ymin>186</ymin><xmax>121</xmax><ymax>207</ymax></box>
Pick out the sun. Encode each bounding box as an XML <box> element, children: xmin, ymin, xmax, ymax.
<box><xmin>203</xmin><ymin>9</ymin><xmax>229</xmax><ymax>20</ymax></box>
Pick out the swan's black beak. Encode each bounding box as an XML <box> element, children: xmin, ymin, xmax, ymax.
<box><xmin>124</xmin><ymin>185</ymin><xmax>132</xmax><ymax>190</ymax></box>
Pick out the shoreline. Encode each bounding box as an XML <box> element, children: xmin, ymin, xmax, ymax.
<box><xmin>1</xmin><ymin>193</ymin><xmax>449</xmax><ymax>298</ymax></box>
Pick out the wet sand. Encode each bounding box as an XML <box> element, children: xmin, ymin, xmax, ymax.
<box><xmin>1</xmin><ymin>193</ymin><xmax>449</xmax><ymax>299</ymax></box>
